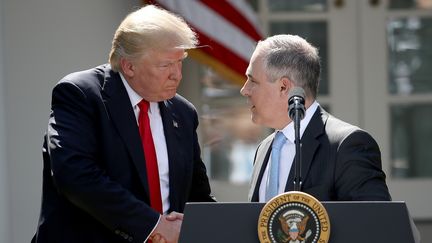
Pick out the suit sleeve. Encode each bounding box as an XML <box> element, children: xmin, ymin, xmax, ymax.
<box><xmin>47</xmin><ymin>81</ymin><xmax>158</xmax><ymax>242</ymax></box>
<box><xmin>334</xmin><ymin>130</ymin><xmax>392</xmax><ymax>201</ymax></box>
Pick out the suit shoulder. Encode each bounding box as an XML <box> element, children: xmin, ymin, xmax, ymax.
<box><xmin>325</xmin><ymin>113</ymin><xmax>360</xmax><ymax>134</ymax></box>
<box><xmin>169</xmin><ymin>94</ymin><xmax>197</xmax><ymax>112</ymax></box>
<box><xmin>57</xmin><ymin>64</ymin><xmax>111</xmax><ymax>90</ymax></box>
<box><xmin>325</xmin><ymin>113</ymin><xmax>376</xmax><ymax>145</ymax></box>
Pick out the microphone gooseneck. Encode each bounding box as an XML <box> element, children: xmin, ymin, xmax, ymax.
<box><xmin>288</xmin><ymin>87</ymin><xmax>306</xmax><ymax>191</ymax></box>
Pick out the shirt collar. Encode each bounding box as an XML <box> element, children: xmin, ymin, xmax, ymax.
<box><xmin>279</xmin><ymin>100</ymin><xmax>319</xmax><ymax>143</ymax></box>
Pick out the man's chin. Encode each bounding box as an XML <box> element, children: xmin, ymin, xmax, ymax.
<box><xmin>161</xmin><ymin>92</ymin><xmax>177</xmax><ymax>101</ymax></box>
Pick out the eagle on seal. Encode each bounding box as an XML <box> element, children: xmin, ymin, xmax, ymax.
<box><xmin>278</xmin><ymin>210</ymin><xmax>311</xmax><ymax>243</ymax></box>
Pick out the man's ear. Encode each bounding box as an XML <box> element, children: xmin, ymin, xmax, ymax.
<box><xmin>120</xmin><ymin>58</ymin><xmax>135</xmax><ymax>77</ymax></box>
<box><xmin>280</xmin><ymin>77</ymin><xmax>294</xmax><ymax>96</ymax></box>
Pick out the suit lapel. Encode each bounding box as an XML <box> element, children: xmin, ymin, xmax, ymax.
<box><xmin>285</xmin><ymin>106</ymin><xmax>327</xmax><ymax>191</ymax></box>
<box><xmin>102</xmin><ymin>68</ymin><xmax>150</xmax><ymax>193</ymax></box>
<box><xmin>248</xmin><ymin>133</ymin><xmax>274</xmax><ymax>201</ymax></box>
<box><xmin>159</xmin><ymin>99</ymin><xmax>183</xmax><ymax>210</ymax></box>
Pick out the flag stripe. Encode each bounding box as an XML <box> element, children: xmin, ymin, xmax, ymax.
<box><xmin>154</xmin><ymin>0</ymin><xmax>257</xmax><ymax>61</ymax></box>
<box><xmin>188</xmin><ymin>49</ymin><xmax>245</xmax><ymax>86</ymax></box>
<box><xmin>195</xmin><ymin>29</ymin><xmax>247</xmax><ymax>76</ymax></box>
<box><xmin>228</xmin><ymin>0</ymin><xmax>262</xmax><ymax>32</ymax></box>
<box><xmin>198</xmin><ymin>0</ymin><xmax>261</xmax><ymax>41</ymax></box>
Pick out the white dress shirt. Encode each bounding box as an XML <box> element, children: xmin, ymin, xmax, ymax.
<box><xmin>259</xmin><ymin>101</ymin><xmax>319</xmax><ymax>202</ymax></box>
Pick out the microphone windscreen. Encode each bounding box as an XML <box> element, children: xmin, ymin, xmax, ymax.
<box><xmin>288</xmin><ymin>87</ymin><xmax>305</xmax><ymax>99</ymax></box>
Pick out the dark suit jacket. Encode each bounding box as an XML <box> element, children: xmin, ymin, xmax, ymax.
<box><xmin>32</xmin><ymin>64</ymin><xmax>215</xmax><ymax>243</ymax></box>
<box><xmin>249</xmin><ymin>106</ymin><xmax>391</xmax><ymax>202</ymax></box>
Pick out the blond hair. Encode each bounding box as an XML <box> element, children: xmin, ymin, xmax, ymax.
<box><xmin>109</xmin><ymin>5</ymin><xmax>197</xmax><ymax>72</ymax></box>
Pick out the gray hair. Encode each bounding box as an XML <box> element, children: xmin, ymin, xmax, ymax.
<box><xmin>109</xmin><ymin>5</ymin><xmax>198</xmax><ymax>72</ymax></box>
<box><xmin>256</xmin><ymin>34</ymin><xmax>321</xmax><ymax>98</ymax></box>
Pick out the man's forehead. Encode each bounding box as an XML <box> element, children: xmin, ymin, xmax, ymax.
<box><xmin>246</xmin><ymin>55</ymin><xmax>264</xmax><ymax>75</ymax></box>
<box><xmin>145</xmin><ymin>48</ymin><xmax>185</xmax><ymax>60</ymax></box>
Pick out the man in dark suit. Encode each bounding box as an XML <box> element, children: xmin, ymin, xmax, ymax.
<box><xmin>32</xmin><ymin>5</ymin><xmax>215</xmax><ymax>243</ymax></box>
<box><xmin>240</xmin><ymin>34</ymin><xmax>391</xmax><ymax>203</ymax></box>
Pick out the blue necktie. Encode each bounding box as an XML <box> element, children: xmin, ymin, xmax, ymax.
<box><xmin>265</xmin><ymin>131</ymin><xmax>287</xmax><ymax>201</ymax></box>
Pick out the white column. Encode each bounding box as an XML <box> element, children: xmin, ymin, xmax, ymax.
<box><xmin>0</xmin><ymin>0</ymin><xmax>11</xmax><ymax>241</ymax></box>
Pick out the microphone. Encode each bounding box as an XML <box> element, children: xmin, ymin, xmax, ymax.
<box><xmin>288</xmin><ymin>87</ymin><xmax>306</xmax><ymax>121</ymax></box>
<box><xmin>288</xmin><ymin>87</ymin><xmax>306</xmax><ymax>191</ymax></box>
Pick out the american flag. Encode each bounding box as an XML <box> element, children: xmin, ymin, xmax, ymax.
<box><xmin>146</xmin><ymin>0</ymin><xmax>262</xmax><ymax>85</ymax></box>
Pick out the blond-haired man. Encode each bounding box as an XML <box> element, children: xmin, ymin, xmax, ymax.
<box><xmin>32</xmin><ymin>5</ymin><xmax>215</xmax><ymax>243</ymax></box>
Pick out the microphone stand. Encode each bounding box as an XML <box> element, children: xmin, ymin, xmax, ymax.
<box><xmin>293</xmin><ymin>108</ymin><xmax>302</xmax><ymax>191</ymax></box>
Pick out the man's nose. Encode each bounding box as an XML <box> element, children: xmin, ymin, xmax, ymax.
<box><xmin>240</xmin><ymin>82</ymin><xmax>249</xmax><ymax>97</ymax></box>
<box><xmin>170</xmin><ymin>63</ymin><xmax>182</xmax><ymax>81</ymax></box>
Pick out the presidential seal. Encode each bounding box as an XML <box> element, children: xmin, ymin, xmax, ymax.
<box><xmin>257</xmin><ymin>192</ymin><xmax>330</xmax><ymax>243</ymax></box>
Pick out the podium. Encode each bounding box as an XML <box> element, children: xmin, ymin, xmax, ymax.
<box><xmin>179</xmin><ymin>201</ymin><xmax>419</xmax><ymax>243</ymax></box>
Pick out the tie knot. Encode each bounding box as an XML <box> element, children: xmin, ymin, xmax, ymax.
<box><xmin>273</xmin><ymin>132</ymin><xmax>286</xmax><ymax>150</ymax></box>
<box><xmin>138</xmin><ymin>99</ymin><xmax>149</xmax><ymax>112</ymax></box>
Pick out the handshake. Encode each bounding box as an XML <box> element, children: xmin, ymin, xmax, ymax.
<box><xmin>150</xmin><ymin>212</ymin><xmax>184</xmax><ymax>243</ymax></box>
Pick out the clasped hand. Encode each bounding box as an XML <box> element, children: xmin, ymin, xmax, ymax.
<box><xmin>150</xmin><ymin>211</ymin><xmax>183</xmax><ymax>243</ymax></box>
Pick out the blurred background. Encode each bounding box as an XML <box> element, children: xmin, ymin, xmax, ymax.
<box><xmin>0</xmin><ymin>0</ymin><xmax>431</xmax><ymax>242</ymax></box>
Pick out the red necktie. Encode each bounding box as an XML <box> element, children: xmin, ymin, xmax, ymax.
<box><xmin>138</xmin><ymin>100</ymin><xmax>163</xmax><ymax>214</ymax></box>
